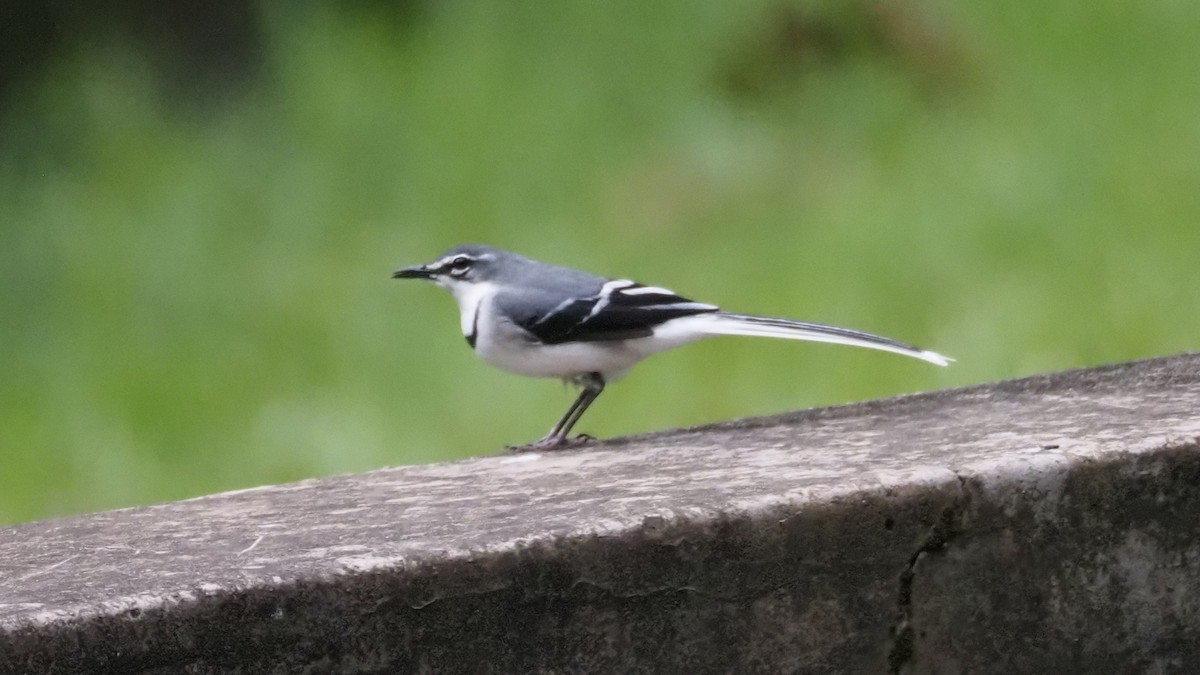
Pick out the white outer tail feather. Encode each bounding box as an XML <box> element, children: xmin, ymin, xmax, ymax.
<box><xmin>696</xmin><ymin>313</ymin><xmax>953</xmax><ymax>367</ymax></box>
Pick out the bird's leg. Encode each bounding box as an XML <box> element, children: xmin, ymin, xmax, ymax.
<box><xmin>508</xmin><ymin>373</ymin><xmax>605</xmax><ymax>452</ymax></box>
<box><xmin>552</xmin><ymin>373</ymin><xmax>604</xmax><ymax>441</ymax></box>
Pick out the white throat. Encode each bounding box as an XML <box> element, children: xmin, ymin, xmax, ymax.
<box><xmin>439</xmin><ymin>279</ymin><xmax>499</xmax><ymax>338</ymax></box>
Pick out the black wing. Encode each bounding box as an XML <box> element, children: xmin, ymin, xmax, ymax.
<box><xmin>500</xmin><ymin>280</ymin><xmax>719</xmax><ymax>344</ymax></box>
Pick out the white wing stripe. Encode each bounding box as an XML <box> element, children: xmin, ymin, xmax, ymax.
<box><xmin>620</xmin><ymin>285</ymin><xmax>676</xmax><ymax>296</ymax></box>
<box><xmin>640</xmin><ymin>302</ymin><xmax>718</xmax><ymax>311</ymax></box>
<box><xmin>602</xmin><ymin>280</ymin><xmax>637</xmax><ymax>293</ymax></box>
<box><xmin>582</xmin><ymin>280</ymin><xmax>635</xmax><ymax>323</ymax></box>
<box><xmin>534</xmin><ymin>296</ymin><xmax>582</xmax><ymax>325</ymax></box>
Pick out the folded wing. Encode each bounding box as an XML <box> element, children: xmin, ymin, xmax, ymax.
<box><xmin>504</xmin><ymin>280</ymin><xmax>719</xmax><ymax>344</ymax></box>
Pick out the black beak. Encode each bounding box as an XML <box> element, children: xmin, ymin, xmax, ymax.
<box><xmin>392</xmin><ymin>265</ymin><xmax>433</xmax><ymax>279</ymax></box>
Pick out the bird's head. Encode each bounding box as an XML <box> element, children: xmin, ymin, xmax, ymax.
<box><xmin>392</xmin><ymin>244</ymin><xmax>507</xmax><ymax>293</ymax></box>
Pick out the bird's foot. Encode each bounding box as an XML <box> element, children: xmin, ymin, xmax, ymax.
<box><xmin>505</xmin><ymin>433</ymin><xmax>596</xmax><ymax>454</ymax></box>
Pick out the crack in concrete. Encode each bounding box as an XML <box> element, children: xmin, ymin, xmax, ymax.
<box><xmin>887</xmin><ymin>474</ymin><xmax>970</xmax><ymax>674</ymax></box>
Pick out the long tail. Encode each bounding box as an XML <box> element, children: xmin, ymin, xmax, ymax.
<box><xmin>697</xmin><ymin>312</ymin><xmax>952</xmax><ymax>366</ymax></box>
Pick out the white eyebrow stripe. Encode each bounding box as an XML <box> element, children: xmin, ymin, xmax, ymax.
<box><xmin>619</xmin><ymin>285</ymin><xmax>677</xmax><ymax>296</ymax></box>
<box><xmin>432</xmin><ymin>253</ymin><xmax>479</xmax><ymax>268</ymax></box>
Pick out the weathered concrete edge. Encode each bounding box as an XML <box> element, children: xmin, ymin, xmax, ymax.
<box><xmin>2</xmin><ymin>463</ymin><xmax>964</xmax><ymax>628</ymax></box>
<box><xmin>2</xmin><ymin>466</ymin><xmax>968</xmax><ymax>672</ymax></box>
<box><xmin>607</xmin><ymin>351</ymin><xmax>1199</xmax><ymax>445</ymax></box>
<box><xmin>7</xmin><ymin>438</ymin><xmax>1200</xmax><ymax>673</ymax></box>
<box><xmin>891</xmin><ymin>436</ymin><xmax>1200</xmax><ymax>672</ymax></box>
<box><xmin>909</xmin><ymin>437</ymin><xmax>1200</xmax><ymax>673</ymax></box>
<box><xmin>3</xmin><ymin>353</ymin><xmax>1199</xmax><ymax>672</ymax></box>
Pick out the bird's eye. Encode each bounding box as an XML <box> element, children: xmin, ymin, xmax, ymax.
<box><xmin>447</xmin><ymin>256</ymin><xmax>473</xmax><ymax>275</ymax></box>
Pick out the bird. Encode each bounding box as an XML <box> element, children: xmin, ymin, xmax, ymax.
<box><xmin>393</xmin><ymin>244</ymin><xmax>951</xmax><ymax>450</ymax></box>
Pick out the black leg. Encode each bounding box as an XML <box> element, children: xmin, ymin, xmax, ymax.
<box><xmin>553</xmin><ymin>378</ymin><xmax>604</xmax><ymax>440</ymax></box>
<box><xmin>546</xmin><ymin>388</ymin><xmax>596</xmax><ymax>440</ymax></box>
<box><xmin>512</xmin><ymin>373</ymin><xmax>605</xmax><ymax>451</ymax></box>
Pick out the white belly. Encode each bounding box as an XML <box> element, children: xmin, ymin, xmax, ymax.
<box><xmin>474</xmin><ymin>315</ymin><xmax>645</xmax><ymax>380</ymax></box>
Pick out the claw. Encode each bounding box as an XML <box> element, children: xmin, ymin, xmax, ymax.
<box><xmin>504</xmin><ymin>434</ymin><xmax>595</xmax><ymax>454</ymax></box>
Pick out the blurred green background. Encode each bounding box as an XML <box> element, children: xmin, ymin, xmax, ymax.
<box><xmin>2</xmin><ymin>0</ymin><xmax>1197</xmax><ymax>525</ymax></box>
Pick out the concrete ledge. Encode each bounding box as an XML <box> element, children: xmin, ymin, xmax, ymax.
<box><xmin>2</xmin><ymin>353</ymin><xmax>1199</xmax><ymax>673</ymax></box>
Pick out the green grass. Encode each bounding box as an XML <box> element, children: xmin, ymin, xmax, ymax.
<box><xmin>2</xmin><ymin>0</ymin><xmax>1198</xmax><ymax>524</ymax></box>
